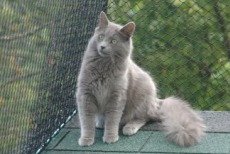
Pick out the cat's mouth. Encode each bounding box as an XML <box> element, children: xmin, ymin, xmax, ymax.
<box><xmin>98</xmin><ymin>49</ymin><xmax>109</xmax><ymax>57</ymax></box>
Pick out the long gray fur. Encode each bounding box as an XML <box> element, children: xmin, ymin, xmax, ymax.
<box><xmin>76</xmin><ymin>12</ymin><xmax>206</xmax><ymax>147</ymax></box>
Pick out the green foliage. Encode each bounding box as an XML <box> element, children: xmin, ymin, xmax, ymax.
<box><xmin>108</xmin><ymin>0</ymin><xmax>230</xmax><ymax>110</ymax></box>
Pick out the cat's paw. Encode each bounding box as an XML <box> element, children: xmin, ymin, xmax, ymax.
<box><xmin>122</xmin><ymin>125</ymin><xmax>138</xmax><ymax>136</ymax></box>
<box><xmin>103</xmin><ymin>134</ymin><xmax>119</xmax><ymax>144</ymax></box>
<box><xmin>78</xmin><ymin>137</ymin><xmax>94</xmax><ymax>146</ymax></box>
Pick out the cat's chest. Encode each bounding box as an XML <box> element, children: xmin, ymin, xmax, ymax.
<box><xmin>92</xmin><ymin>77</ymin><xmax>112</xmax><ymax>107</ymax></box>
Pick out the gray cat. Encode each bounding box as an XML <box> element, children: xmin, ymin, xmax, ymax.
<box><xmin>76</xmin><ymin>11</ymin><xmax>206</xmax><ymax>147</ymax></box>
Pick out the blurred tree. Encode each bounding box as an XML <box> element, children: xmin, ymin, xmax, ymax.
<box><xmin>108</xmin><ymin>0</ymin><xmax>230</xmax><ymax>110</ymax></box>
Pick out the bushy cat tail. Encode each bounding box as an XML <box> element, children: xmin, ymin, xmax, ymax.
<box><xmin>158</xmin><ymin>97</ymin><xmax>206</xmax><ymax>147</ymax></box>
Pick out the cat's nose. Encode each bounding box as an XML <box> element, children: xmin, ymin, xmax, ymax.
<box><xmin>100</xmin><ymin>46</ymin><xmax>105</xmax><ymax>50</ymax></box>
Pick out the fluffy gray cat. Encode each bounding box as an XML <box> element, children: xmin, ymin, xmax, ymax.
<box><xmin>76</xmin><ymin>11</ymin><xmax>206</xmax><ymax>147</ymax></box>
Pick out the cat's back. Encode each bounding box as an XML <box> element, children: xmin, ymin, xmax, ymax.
<box><xmin>127</xmin><ymin>60</ymin><xmax>157</xmax><ymax>98</ymax></box>
<box><xmin>128</xmin><ymin>60</ymin><xmax>153</xmax><ymax>82</ymax></box>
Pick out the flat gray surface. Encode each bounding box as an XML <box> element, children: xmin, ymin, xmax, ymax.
<box><xmin>199</xmin><ymin>111</ymin><xmax>230</xmax><ymax>132</ymax></box>
<box><xmin>42</xmin><ymin>111</ymin><xmax>230</xmax><ymax>154</ymax></box>
<box><xmin>65</xmin><ymin>111</ymin><xmax>230</xmax><ymax>132</ymax></box>
<box><xmin>42</xmin><ymin>129</ymin><xmax>230</xmax><ymax>154</ymax></box>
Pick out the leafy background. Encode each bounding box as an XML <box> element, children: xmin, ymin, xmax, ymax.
<box><xmin>0</xmin><ymin>0</ymin><xmax>229</xmax><ymax>153</ymax></box>
<box><xmin>108</xmin><ymin>0</ymin><xmax>230</xmax><ymax>110</ymax></box>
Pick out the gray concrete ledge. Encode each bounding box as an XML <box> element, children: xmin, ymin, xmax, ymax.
<box><xmin>42</xmin><ymin>111</ymin><xmax>230</xmax><ymax>154</ymax></box>
<box><xmin>65</xmin><ymin>111</ymin><xmax>230</xmax><ymax>133</ymax></box>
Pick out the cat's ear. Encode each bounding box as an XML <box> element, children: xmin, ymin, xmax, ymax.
<box><xmin>98</xmin><ymin>11</ymin><xmax>109</xmax><ymax>29</ymax></box>
<box><xmin>120</xmin><ymin>22</ymin><xmax>135</xmax><ymax>38</ymax></box>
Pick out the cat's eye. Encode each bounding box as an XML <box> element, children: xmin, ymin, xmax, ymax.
<box><xmin>98</xmin><ymin>34</ymin><xmax>104</xmax><ymax>40</ymax></box>
<box><xmin>111</xmin><ymin>39</ymin><xmax>117</xmax><ymax>44</ymax></box>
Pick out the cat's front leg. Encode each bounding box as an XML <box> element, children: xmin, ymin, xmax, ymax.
<box><xmin>77</xmin><ymin>93</ymin><xmax>97</xmax><ymax>146</ymax></box>
<box><xmin>103</xmin><ymin>94</ymin><xmax>126</xmax><ymax>144</ymax></box>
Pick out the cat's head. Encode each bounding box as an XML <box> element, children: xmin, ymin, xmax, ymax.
<box><xmin>90</xmin><ymin>12</ymin><xmax>135</xmax><ymax>59</ymax></box>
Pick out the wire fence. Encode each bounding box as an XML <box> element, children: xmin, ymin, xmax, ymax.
<box><xmin>0</xmin><ymin>0</ymin><xmax>229</xmax><ymax>153</ymax></box>
<box><xmin>0</xmin><ymin>0</ymin><xmax>107</xmax><ymax>153</ymax></box>
<box><xmin>108</xmin><ymin>0</ymin><xmax>230</xmax><ymax>111</ymax></box>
